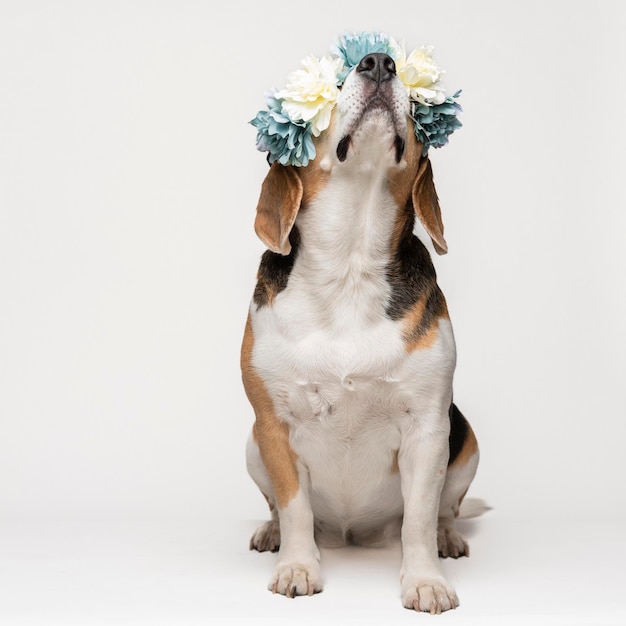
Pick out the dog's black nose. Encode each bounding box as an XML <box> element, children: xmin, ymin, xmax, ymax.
<box><xmin>356</xmin><ymin>53</ymin><xmax>396</xmax><ymax>83</ymax></box>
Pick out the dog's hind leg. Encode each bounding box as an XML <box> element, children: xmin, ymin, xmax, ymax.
<box><xmin>246</xmin><ymin>429</ymin><xmax>281</xmax><ymax>553</ymax></box>
<box><xmin>437</xmin><ymin>404</ymin><xmax>479</xmax><ymax>558</ymax></box>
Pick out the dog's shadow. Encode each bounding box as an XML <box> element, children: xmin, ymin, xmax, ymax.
<box><xmin>319</xmin><ymin>517</ymin><xmax>485</xmax><ymax>574</ymax></box>
<box><xmin>320</xmin><ymin>540</ymin><xmax>403</xmax><ymax>583</ymax></box>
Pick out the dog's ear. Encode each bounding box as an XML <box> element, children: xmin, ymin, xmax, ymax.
<box><xmin>412</xmin><ymin>156</ymin><xmax>448</xmax><ymax>255</ymax></box>
<box><xmin>254</xmin><ymin>163</ymin><xmax>303</xmax><ymax>255</ymax></box>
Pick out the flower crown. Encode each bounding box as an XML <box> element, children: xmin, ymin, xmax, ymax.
<box><xmin>250</xmin><ymin>31</ymin><xmax>462</xmax><ymax>167</ymax></box>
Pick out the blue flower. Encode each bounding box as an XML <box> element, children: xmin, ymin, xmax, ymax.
<box><xmin>413</xmin><ymin>91</ymin><xmax>463</xmax><ymax>155</ymax></box>
<box><xmin>250</xmin><ymin>92</ymin><xmax>316</xmax><ymax>166</ymax></box>
<box><xmin>331</xmin><ymin>31</ymin><xmax>397</xmax><ymax>84</ymax></box>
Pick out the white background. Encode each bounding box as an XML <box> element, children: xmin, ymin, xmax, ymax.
<box><xmin>1</xmin><ymin>1</ymin><xmax>625</xmax><ymax>624</ymax></box>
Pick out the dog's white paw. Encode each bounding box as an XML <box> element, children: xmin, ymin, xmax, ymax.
<box><xmin>269</xmin><ymin>562</ymin><xmax>322</xmax><ymax>598</ymax></box>
<box><xmin>402</xmin><ymin>578</ymin><xmax>459</xmax><ymax>614</ymax></box>
<box><xmin>250</xmin><ymin>520</ymin><xmax>281</xmax><ymax>553</ymax></box>
<box><xmin>437</xmin><ymin>526</ymin><xmax>469</xmax><ymax>558</ymax></box>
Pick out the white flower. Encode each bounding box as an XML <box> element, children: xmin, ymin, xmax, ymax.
<box><xmin>396</xmin><ymin>44</ymin><xmax>446</xmax><ymax>106</ymax></box>
<box><xmin>276</xmin><ymin>55</ymin><xmax>344</xmax><ymax>136</ymax></box>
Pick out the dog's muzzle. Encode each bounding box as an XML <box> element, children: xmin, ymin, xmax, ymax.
<box><xmin>336</xmin><ymin>53</ymin><xmax>406</xmax><ymax>164</ymax></box>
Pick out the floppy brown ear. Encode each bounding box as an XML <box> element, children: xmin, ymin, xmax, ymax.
<box><xmin>412</xmin><ymin>156</ymin><xmax>448</xmax><ymax>255</ymax></box>
<box><xmin>254</xmin><ymin>163</ymin><xmax>303</xmax><ymax>255</ymax></box>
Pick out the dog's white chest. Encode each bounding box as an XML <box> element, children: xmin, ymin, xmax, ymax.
<box><xmin>251</xmin><ymin>261</ymin><xmax>429</xmax><ymax>528</ymax></box>
<box><xmin>253</xmin><ymin>297</ymin><xmax>410</xmax><ymax>527</ymax></box>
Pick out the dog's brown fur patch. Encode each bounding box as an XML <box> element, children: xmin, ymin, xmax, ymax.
<box><xmin>390</xmin><ymin>449</ymin><xmax>400</xmax><ymax>474</ymax></box>
<box><xmin>401</xmin><ymin>294</ymin><xmax>447</xmax><ymax>352</ymax></box>
<box><xmin>299</xmin><ymin>135</ymin><xmax>332</xmax><ymax>208</ymax></box>
<box><xmin>241</xmin><ymin>315</ymin><xmax>300</xmax><ymax>508</ymax></box>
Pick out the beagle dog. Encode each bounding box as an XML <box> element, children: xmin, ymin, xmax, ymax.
<box><xmin>241</xmin><ymin>52</ymin><xmax>479</xmax><ymax>614</ymax></box>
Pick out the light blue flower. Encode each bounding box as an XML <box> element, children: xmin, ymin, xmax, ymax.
<box><xmin>331</xmin><ymin>31</ymin><xmax>397</xmax><ymax>84</ymax></box>
<box><xmin>250</xmin><ymin>92</ymin><xmax>316</xmax><ymax>166</ymax></box>
<box><xmin>413</xmin><ymin>91</ymin><xmax>463</xmax><ymax>155</ymax></box>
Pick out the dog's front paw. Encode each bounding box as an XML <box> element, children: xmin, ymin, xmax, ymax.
<box><xmin>270</xmin><ymin>562</ymin><xmax>322</xmax><ymax>598</ymax></box>
<box><xmin>250</xmin><ymin>520</ymin><xmax>281</xmax><ymax>553</ymax></box>
<box><xmin>402</xmin><ymin>578</ymin><xmax>459</xmax><ymax>614</ymax></box>
<box><xmin>437</xmin><ymin>526</ymin><xmax>469</xmax><ymax>558</ymax></box>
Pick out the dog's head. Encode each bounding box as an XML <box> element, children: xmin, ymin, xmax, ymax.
<box><xmin>252</xmin><ymin>37</ymin><xmax>460</xmax><ymax>257</ymax></box>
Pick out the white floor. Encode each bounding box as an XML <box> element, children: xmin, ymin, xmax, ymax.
<box><xmin>0</xmin><ymin>513</ymin><xmax>624</xmax><ymax>625</ymax></box>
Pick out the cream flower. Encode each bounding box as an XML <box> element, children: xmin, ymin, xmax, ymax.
<box><xmin>276</xmin><ymin>55</ymin><xmax>344</xmax><ymax>136</ymax></box>
<box><xmin>396</xmin><ymin>44</ymin><xmax>446</xmax><ymax>106</ymax></box>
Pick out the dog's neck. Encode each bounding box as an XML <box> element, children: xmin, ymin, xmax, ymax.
<box><xmin>292</xmin><ymin>164</ymin><xmax>403</xmax><ymax>325</ymax></box>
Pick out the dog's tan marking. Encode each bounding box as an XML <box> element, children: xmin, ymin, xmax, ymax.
<box><xmin>254</xmin><ymin>265</ymin><xmax>285</xmax><ymax>308</ymax></box>
<box><xmin>299</xmin><ymin>162</ymin><xmax>330</xmax><ymax>208</ymax></box>
<box><xmin>388</xmin><ymin>130</ymin><xmax>421</xmax><ymax>211</ymax></box>
<box><xmin>298</xmin><ymin>127</ymin><xmax>333</xmax><ymax>207</ymax></box>
<box><xmin>401</xmin><ymin>291</ymin><xmax>449</xmax><ymax>352</ymax></box>
<box><xmin>391</xmin><ymin>449</ymin><xmax>400</xmax><ymax>474</ymax></box>
<box><xmin>402</xmin><ymin>299</ymin><xmax>439</xmax><ymax>352</ymax></box>
<box><xmin>241</xmin><ymin>315</ymin><xmax>299</xmax><ymax>508</ymax></box>
<box><xmin>448</xmin><ymin>420</ymin><xmax>478</xmax><ymax>470</ymax></box>
<box><xmin>388</xmin><ymin>199</ymin><xmax>413</xmax><ymax>260</ymax></box>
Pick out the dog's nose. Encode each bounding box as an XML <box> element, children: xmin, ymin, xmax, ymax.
<box><xmin>356</xmin><ymin>53</ymin><xmax>396</xmax><ymax>83</ymax></box>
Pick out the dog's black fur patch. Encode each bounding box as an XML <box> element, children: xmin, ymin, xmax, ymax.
<box><xmin>448</xmin><ymin>403</ymin><xmax>470</xmax><ymax>466</ymax></box>
<box><xmin>253</xmin><ymin>228</ymin><xmax>300</xmax><ymax>308</ymax></box>
<box><xmin>385</xmin><ymin>208</ymin><xmax>446</xmax><ymax>331</ymax></box>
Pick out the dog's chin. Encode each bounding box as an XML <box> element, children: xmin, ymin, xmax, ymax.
<box><xmin>336</xmin><ymin>108</ymin><xmax>406</xmax><ymax>166</ymax></box>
